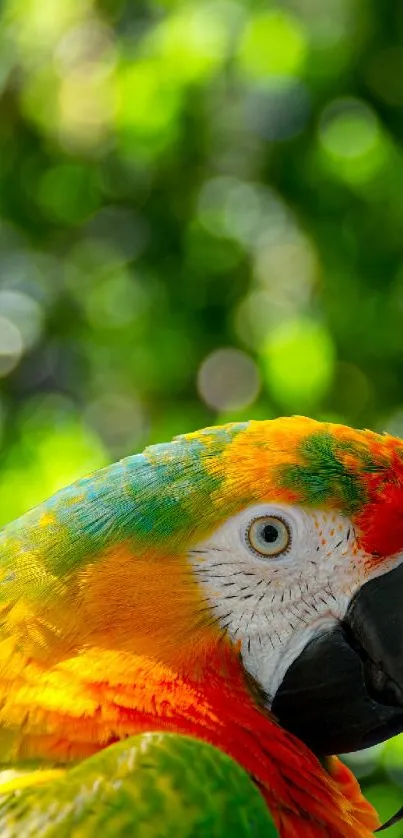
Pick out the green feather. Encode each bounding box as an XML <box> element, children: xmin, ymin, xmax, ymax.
<box><xmin>279</xmin><ymin>430</ymin><xmax>383</xmax><ymax>513</ymax></box>
<box><xmin>0</xmin><ymin>733</ymin><xmax>278</xmax><ymax>838</ymax></box>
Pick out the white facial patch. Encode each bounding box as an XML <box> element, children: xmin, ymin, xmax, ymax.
<box><xmin>188</xmin><ymin>503</ymin><xmax>400</xmax><ymax>703</ymax></box>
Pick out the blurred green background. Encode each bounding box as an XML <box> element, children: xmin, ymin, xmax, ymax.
<box><xmin>0</xmin><ymin>0</ymin><xmax>403</xmax><ymax>830</ymax></box>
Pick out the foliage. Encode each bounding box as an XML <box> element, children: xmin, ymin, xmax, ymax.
<box><xmin>0</xmin><ymin>0</ymin><xmax>403</xmax><ymax>829</ymax></box>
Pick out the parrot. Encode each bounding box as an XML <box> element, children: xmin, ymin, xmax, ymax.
<box><xmin>1</xmin><ymin>416</ymin><xmax>403</xmax><ymax>836</ymax></box>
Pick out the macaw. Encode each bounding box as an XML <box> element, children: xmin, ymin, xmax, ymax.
<box><xmin>1</xmin><ymin>417</ymin><xmax>403</xmax><ymax>836</ymax></box>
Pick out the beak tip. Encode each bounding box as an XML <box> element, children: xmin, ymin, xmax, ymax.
<box><xmin>375</xmin><ymin>806</ymin><xmax>403</xmax><ymax>831</ymax></box>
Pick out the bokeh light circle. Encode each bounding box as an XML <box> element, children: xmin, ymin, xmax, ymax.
<box><xmin>319</xmin><ymin>99</ymin><xmax>379</xmax><ymax>159</ymax></box>
<box><xmin>197</xmin><ymin>348</ymin><xmax>260</xmax><ymax>411</ymax></box>
<box><xmin>0</xmin><ymin>316</ymin><xmax>23</xmax><ymax>377</ymax></box>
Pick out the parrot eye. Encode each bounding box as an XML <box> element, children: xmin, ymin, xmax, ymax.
<box><xmin>246</xmin><ymin>515</ymin><xmax>291</xmax><ymax>558</ymax></box>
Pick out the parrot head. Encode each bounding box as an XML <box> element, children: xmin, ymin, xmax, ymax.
<box><xmin>182</xmin><ymin>416</ymin><xmax>403</xmax><ymax>758</ymax></box>
<box><xmin>3</xmin><ymin>414</ymin><xmax>403</xmax><ymax>757</ymax></box>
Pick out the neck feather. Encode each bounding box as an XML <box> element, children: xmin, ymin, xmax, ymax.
<box><xmin>0</xmin><ymin>638</ymin><xmax>378</xmax><ymax>838</ymax></box>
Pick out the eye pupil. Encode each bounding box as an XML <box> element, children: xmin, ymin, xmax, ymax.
<box><xmin>262</xmin><ymin>524</ymin><xmax>279</xmax><ymax>543</ymax></box>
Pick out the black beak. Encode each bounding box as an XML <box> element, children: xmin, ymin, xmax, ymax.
<box><xmin>272</xmin><ymin>562</ymin><xmax>403</xmax><ymax>756</ymax></box>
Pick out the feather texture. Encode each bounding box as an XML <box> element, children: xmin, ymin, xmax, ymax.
<box><xmin>0</xmin><ymin>416</ymin><xmax>397</xmax><ymax>835</ymax></box>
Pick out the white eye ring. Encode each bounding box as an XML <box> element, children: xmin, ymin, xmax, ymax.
<box><xmin>246</xmin><ymin>515</ymin><xmax>291</xmax><ymax>558</ymax></box>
